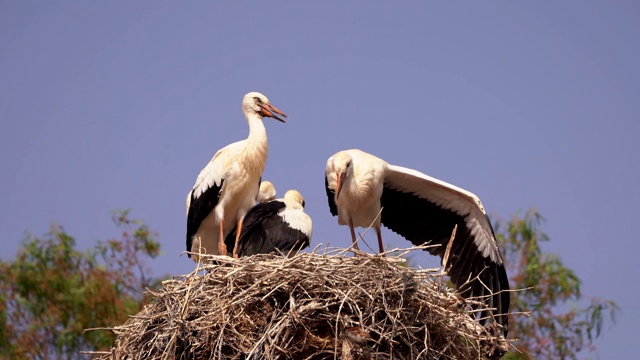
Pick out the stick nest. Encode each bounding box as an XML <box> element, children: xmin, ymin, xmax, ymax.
<box><xmin>90</xmin><ymin>247</ymin><xmax>510</xmax><ymax>359</ymax></box>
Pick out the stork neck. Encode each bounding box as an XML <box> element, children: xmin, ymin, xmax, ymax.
<box><xmin>244</xmin><ymin>114</ymin><xmax>269</xmax><ymax>174</ymax></box>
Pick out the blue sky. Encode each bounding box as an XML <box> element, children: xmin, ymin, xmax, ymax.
<box><xmin>1</xmin><ymin>1</ymin><xmax>638</xmax><ymax>357</ymax></box>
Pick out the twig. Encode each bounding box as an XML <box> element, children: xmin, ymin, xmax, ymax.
<box><xmin>87</xmin><ymin>246</ymin><xmax>520</xmax><ymax>360</ymax></box>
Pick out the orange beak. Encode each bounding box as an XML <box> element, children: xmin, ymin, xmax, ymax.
<box><xmin>336</xmin><ymin>172</ymin><xmax>346</xmax><ymax>200</ymax></box>
<box><xmin>259</xmin><ymin>103</ymin><xmax>288</xmax><ymax>123</ymax></box>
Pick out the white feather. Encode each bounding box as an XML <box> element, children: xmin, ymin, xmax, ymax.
<box><xmin>385</xmin><ymin>164</ymin><xmax>500</xmax><ymax>263</ymax></box>
<box><xmin>279</xmin><ymin>208</ymin><xmax>313</xmax><ymax>238</ymax></box>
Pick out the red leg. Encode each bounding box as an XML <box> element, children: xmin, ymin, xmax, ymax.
<box><xmin>233</xmin><ymin>217</ymin><xmax>243</xmax><ymax>258</ymax></box>
<box><xmin>218</xmin><ymin>218</ymin><xmax>228</xmax><ymax>256</ymax></box>
<box><xmin>348</xmin><ymin>217</ymin><xmax>360</xmax><ymax>250</ymax></box>
<box><xmin>376</xmin><ymin>226</ymin><xmax>385</xmax><ymax>257</ymax></box>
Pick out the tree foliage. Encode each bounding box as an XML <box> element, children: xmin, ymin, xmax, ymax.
<box><xmin>0</xmin><ymin>210</ymin><xmax>164</xmax><ymax>360</ymax></box>
<box><xmin>496</xmin><ymin>209</ymin><xmax>618</xmax><ymax>359</ymax></box>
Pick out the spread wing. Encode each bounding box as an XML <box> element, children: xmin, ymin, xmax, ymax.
<box><xmin>381</xmin><ymin>164</ymin><xmax>510</xmax><ymax>333</ymax></box>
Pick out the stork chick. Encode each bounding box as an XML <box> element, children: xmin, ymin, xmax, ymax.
<box><xmin>256</xmin><ymin>180</ymin><xmax>277</xmax><ymax>203</ymax></box>
<box><xmin>226</xmin><ymin>189</ymin><xmax>312</xmax><ymax>257</ymax></box>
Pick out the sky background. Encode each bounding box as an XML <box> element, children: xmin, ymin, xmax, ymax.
<box><xmin>1</xmin><ymin>1</ymin><xmax>638</xmax><ymax>358</ymax></box>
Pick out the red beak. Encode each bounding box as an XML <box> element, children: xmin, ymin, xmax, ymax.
<box><xmin>259</xmin><ymin>103</ymin><xmax>288</xmax><ymax>123</ymax></box>
<box><xmin>336</xmin><ymin>172</ymin><xmax>346</xmax><ymax>200</ymax></box>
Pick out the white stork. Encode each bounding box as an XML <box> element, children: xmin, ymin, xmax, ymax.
<box><xmin>256</xmin><ymin>180</ymin><xmax>277</xmax><ymax>204</ymax></box>
<box><xmin>325</xmin><ymin>149</ymin><xmax>510</xmax><ymax>335</ymax></box>
<box><xmin>186</xmin><ymin>92</ymin><xmax>287</xmax><ymax>262</ymax></box>
<box><xmin>226</xmin><ymin>189</ymin><xmax>312</xmax><ymax>257</ymax></box>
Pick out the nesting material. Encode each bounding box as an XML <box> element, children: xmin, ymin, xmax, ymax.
<box><xmin>91</xmin><ymin>246</ymin><xmax>509</xmax><ymax>359</ymax></box>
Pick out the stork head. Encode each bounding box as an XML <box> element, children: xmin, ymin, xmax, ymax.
<box><xmin>242</xmin><ymin>92</ymin><xmax>288</xmax><ymax>122</ymax></box>
<box><xmin>327</xmin><ymin>152</ymin><xmax>353</xmax><ymax>200</ymax></box>
<box><xmin>257</xmin><ymin>180</ymin><xmax>277</xmax><ymax>203</ymax></box>
<box><xmin>284</xmin><ymin>190</ymin><xmax>306</xmax><ymax>209</ymax></box>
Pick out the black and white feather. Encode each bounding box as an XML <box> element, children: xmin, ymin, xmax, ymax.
<box><xmin>186</xmin><ymin>154</ymin><xmax>227</xmax><ymax>260</ymax></box>
<box><xmin>185</xmin><ymin>92</ymin><xmax>288</xmax><ymax>261</ymax></box>
<box><xmin>226</xmin><ymin>190</ymin><xmax>312</xmax><ymax>257</ymax></box>
<box><xmin>325</xmin><ymin>149</ymin><xmax>510</xmax><ymax>336</ymax></box>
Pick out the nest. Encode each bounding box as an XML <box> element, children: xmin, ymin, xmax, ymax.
<box><xmin>88</xmin><ymin>246</ymin><xmax>510</xmax><ymax>359</ymax></box>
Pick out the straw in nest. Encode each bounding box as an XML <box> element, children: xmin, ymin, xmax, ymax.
<box><xmin>87</xmin><ymin>246</ymin><xmax>510</xmax><ymax>359</ymax></box>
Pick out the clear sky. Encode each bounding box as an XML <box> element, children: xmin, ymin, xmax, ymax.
<box><xmin>1</xmin><ymin>1</ymin><xmax>638</xmax><ymax>357</ymax></box>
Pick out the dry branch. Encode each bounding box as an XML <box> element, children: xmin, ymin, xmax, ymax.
<box><xmin>88</xmin><ymin>247</ymin><xmax>511</xmax><ymax>359</ymax></box>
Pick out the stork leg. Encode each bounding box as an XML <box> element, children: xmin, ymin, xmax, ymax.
<box><xmin>348</xmin><ymin>217</ymin><xmax>360</xmax><ymax>250</ymax></box>
<box><xmin>232</xmin><ymin>217</ymin><xmax>244</xmax><ymax>259</ymax></box>
<box><xmin>375</xmin><ymin>226</ymin><xmax>385</xmax><ymax>257</ymax></box>
<box><xmin>218</xmin><ymin>218</ymin><xmax>228</xmax><ymax>256</ymax></box>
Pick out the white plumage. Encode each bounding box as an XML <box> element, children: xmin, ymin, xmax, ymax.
<box><xmin>278</xmin><ymin>190</ymin><xmax>312</xmax><ymax>238</ymax></box>
<box><xmin>256</xmin><ymin>180</ymin><xmax>277</xmax><ymax>204</ymax></box>
<box><xmin>186</xmin><ymin>92</ymin><xmax>287</xmax><ymax>262</ymax></box>
<box><xmin>325</xmin><ymin>149</ymin><xmax>510</xmax><ymax>335</ymax></box>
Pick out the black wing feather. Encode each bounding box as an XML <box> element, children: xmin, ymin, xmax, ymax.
<box><xmin>225</xmin><ymin>200</ymin><xmax>309</xmax><ymax>256</ymax></box>
<box><xmin>380</xmin><ymin>184</ymin><xmax>510</xmax><ymax>335</ymax></box>
<box><xmin>186</xmin><ymin>179</ymin><xmax>223</xmax><ymax>257</ymax></box>
<box><xmin>325</xmin><ymin>176</ymin><xmax>338</xmax><ymax>216</ymax></box>
<box><xmin>260</xmin><ymin>216</ymin><xmax>310</xmax><ymax>255</ymax></box>
<box><xmin>225</xmin><ymin>200</ymin><xmax>285</xmax><ymax>250</ymax></box>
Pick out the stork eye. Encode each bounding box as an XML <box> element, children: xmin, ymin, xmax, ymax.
<box><xmin>253</xmin><ymin>97</ymin><xmax>262</xmax><ymax>103</ymax></box>
<box><xmin>301</xmin><ymin>200</ymin><xmax>306</xmax><ymax>208</ymax></box>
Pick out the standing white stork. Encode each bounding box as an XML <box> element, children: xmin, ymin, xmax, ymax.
<box><xmin>225</xmin><ymin>190</ymin><xmax>312</xmax><ymax>257</ymax></box>
<box><xmin>256</xmin><ymin>180</ymin><xmax>277</xmax><ymax>204</ymax></box>
<box><xmin>186</xmin><ymin>92</ymin><xmax>287</xmax><ymax>262</ymax></box>
<box><xmin>325</xmin><ymin>149</ymin><xmax>510</xmax><ymax>336</ymax></box>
